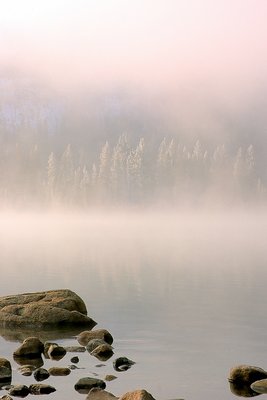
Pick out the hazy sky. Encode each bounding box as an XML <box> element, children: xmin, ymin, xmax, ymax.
<box><xmin>1</xmin><ymin>0</ymin><xmax>267</xmax><ymax>94</ymax></box>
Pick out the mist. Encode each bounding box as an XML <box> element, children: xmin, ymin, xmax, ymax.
<box><xmin>0</xmin><ymin>1</ymin><xmax>267</xmax><ymax>211</ymax></box>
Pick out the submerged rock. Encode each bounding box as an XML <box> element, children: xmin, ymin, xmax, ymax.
<box><xmin>104</xmin><ymin>375</ymin><xmax>117</xmax><ymax>382</ymax></box>
<box><xmin>86</xmin><ymin>339</ymin><xmax>108</xmax><ymax>354</ymax></box>
<box><xmin>1</xmin><ymin>395</ymin><xmax>13</xmax><ymax>400</ymax></box>
<box><xmin>77</xmin><ymin>329</ymin><xmax>113</xmax><ymax>346</ymax></box>
<box><xmin>29</xmin><ymin>384</ymin><xmax>56</xmax><ymax>395</ymax></box>
<box><xmin>13</xmin><ymin>337</ymin><xmax>44</xmax><ymax>358</ymax></box>
<box><xmin>33</xmin><ymin>368</ymin><xmax>50</xmax><ymax>382</ymax></box>
<box><xmin>0</xmin><ymin>359</ymin><xmax>12</xmax><ymax>382</ymax></box>
<box><xmin>45</xmin><ymin>343</ymin><xmax>66</xmax><ymax>360</ymax></box>
<box><xmin>0</xmin><ymin>289</ymin><xmax>96</xmax><ymax>328</ymax></box>
<box><xmin>91</xmin><ymin>344</ymin><xmax>114</xmax><ymax>361</ymax></box>
<box><xmin>113</xmin><ymin>357</ymin><xmax>135</xmax><ymax>372</ymax></box>
<box><xmin>48</xmin><ymin>367</ymin><xmax>71</xmax><ymax>376</ymax></box>
<box><xmin>65</xmin><ymin>346</ymin><xmax>85</xmax><ymax>353</ymax></box>
<box><xmin>74</xmin><ymin>377</ymin><xmax>106</xmax><ymax>394</ymax></box>
<box><xmin>8</xmin><ymin>385</ymin><xmax>30</xmax><ymax>398</ymax></box>
<box><xmin>70</xmin><ymin>356</ymin><xmax>79</xmax><ymax>363</ymax></box>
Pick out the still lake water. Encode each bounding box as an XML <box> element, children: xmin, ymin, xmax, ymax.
<box><xmin>0</xmin><ymin>209</ymin><xmax>267</xmax><ymax>400</ymax></box>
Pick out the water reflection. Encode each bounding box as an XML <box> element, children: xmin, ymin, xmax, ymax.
<box><xmin>13</xmin><ymin>355</ymin><xmax>44</xmax><ymax>368</ymax></box>
<box><xmin>0</xmin><ymin>325</ymin><xmax>85</xmax><ymax>343</ymax></box>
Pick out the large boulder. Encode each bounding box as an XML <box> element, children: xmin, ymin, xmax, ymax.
<box><xmin>0</xmin><ymin>289</ymin><xmax>96</xmax><ymax>328</ymax></box>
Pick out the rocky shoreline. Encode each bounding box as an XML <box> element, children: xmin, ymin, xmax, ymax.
<box><xmin>0</xmin><ymin>290</ymin><xmax>157</xmax><ymax>400</ymax></box>
<box><xmin>2</xmin><ymin>289</ymin><xmax>265</xmax><ymax>399</ymax></box>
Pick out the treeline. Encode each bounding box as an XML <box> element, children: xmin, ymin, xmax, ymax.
<box><xmin>0</xmin><ymin>134</ymin><xmax>265</xmax><ymax>208</ymax></box>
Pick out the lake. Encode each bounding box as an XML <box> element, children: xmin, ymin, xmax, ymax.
<box><xmin>0</xmin><ymin>208</ymin><xmax>267</xmax><ymax>400</ymax></box>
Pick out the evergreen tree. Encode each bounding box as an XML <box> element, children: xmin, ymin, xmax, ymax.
<box><xmin>47</xmin><ymin>152</ymin><xmax>57</xmax><ymax>202</ymax></box>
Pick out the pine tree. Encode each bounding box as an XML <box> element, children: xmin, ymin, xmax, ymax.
<box><xmin>47</xmin><ymin>152</ymin><xmax>57</xmax><ymax>202</ymax></box>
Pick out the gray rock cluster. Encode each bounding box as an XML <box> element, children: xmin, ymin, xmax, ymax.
<box><xmin>228</xmin><ymin>364</ymin><xmax>267</xmax><ymax>396</ymax></box>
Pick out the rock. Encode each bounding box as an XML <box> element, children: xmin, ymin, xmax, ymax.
<box><xmin>113</xmin><ymin>357</ymin><xmax>135</xmax><ymax>372</ymax></box>
<box><xmin>229</xmin><ymin>380</ymin><xmax>259</xmax><ymax>397</ymax></box>
<box><xmin>70</xmin><ymin>356</ymin><xmax>79</xmax><ymax>363</ymax></box>
<box><xmin>1</xmin><ymin>395</ymin><xmax>13</xmax><ymax>400</ymax></box>
<box><xmin>0</xmin><ymin>359</ymin><xmax>12</xmax><ymax>382</ymax></box>
<box><xmin>13</xmin><ymin>337</ymin><xmax>44</xmax><ymax>358</ymax></box>
<box><xmin>65</xmin><ymin>346</ymin><xmax>85</xmax><ymax>352</ymax></box>
<box><xmin>69</xmin><ymin>365</ymin><xmax>80</xmax><ymax>370</ymax></box>
<box><xmin>18</xmin><ymin>365</ymin><xmax>35</xmax><ymax>376</ymax></box>
<box><xmin>251</xmin><ymin>379</ymin><xmax>267</xmax><ymax>394</ymax></box>
<box><xmin>29</xmin><ymin>384</ymin><xmax>56</xmax><ymax>395</ymax></box>
<box><xmin>87</xmin><ymin>339</ymin><xmax>108</xmax><ymax>354</ymax></box>
<box><xmin>91</xmin><ymin>344</ymin><xmax>114</xmax><ymax>361</ymax></box>
<box><xmin>105</xmin><ymin>375</ymin><xmax>117</xmax><ymax>382</ymax></box>
<box><xmin>48</xmin><ymin>367</ymin><xmax>71</xmax><ymax>376</ymax></box>
<box><xmin>228</xmin><ymin>365</ymin><xmax>267</xmax><ymax>385</ymax></box>
<box><xmin>86</xmin><ymin>388</ymin><xmax>118</xmax><ymax>400</ymax></box>
<box><xmin>74</xmin><ymin>377</ymin><xmax>106</xmax><ymax>394</ymax></box>
<box><xmin>0</xmin><ymin>289</ymin><xmax>96</xmax><ymax>328</ymax></box>
<box><xmin>8</xmin><ymin>385</ymin><xmax>30</xmax><ymax>397</ymax></box>
<box><xmin>46</xmin><ymin>343</ymin><xmax>66</xmax><ymax>360</ymax></box>
<box><xmin>33</xmin><ymin>368</ymin><xmax>50</xmax><ymax>382</ymax></box>
<box><xmin>77</xmin><ymin>330</ymin><xmax>113</xmax><ymax>346</ymax></box>
<box><xmin>119</xmin><ymin>390</ymin><xmax>156</xmax><ymax>400</ymax></box>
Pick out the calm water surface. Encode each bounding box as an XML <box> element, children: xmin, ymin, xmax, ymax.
<box><xmin>0</xmin><ymin>209</ymin><xmax>267</xmax><ymax>400</ymax></box>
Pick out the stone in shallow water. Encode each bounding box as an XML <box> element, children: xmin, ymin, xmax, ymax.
<box><xmin>65</xmin><ymin>346</ymin><xmax>86</xmax><ymax>352</ymax></box>
<box><xmin>119</xmin><ymin>390</ymin><xmax>156</xmax><ymax>400</ymax></box>
<box><xmin>13</xmin><ymin>337</ymin><xmax>44</xmax><ymax>358</ymax></box>
<box><xmin>113</xmin><ymin>357</ymin><xmax>135</xmax><ymax>372</ymax></box>
<box><xmin>47</xmin><ymin>344</ymin><xmax>66</xmax><ymax>360</ymax></box>
<box><xmin>0</xmin><ymin>289</ymin><xmax>96</xmax><ymax>328</ymax></box>
<box><xmin>91</xmin><ymin>344</ymin><xmax>114</xmax><ymax>361</ymax></box>
<box><xmin>70</xmin><ymin>356</ymin><xmax>79</xmax><ymax>363</ymax></box>
<box><xmin>86</xmin><ymin>388</ymin><xmax>118</xmax><ymax>400</ymax></box>
<box><xmin>74</xmin><ymin>377</ymin><xmax>106</xmax><ymax>394</ymax></box>
<box><xmin>251</xmin><ymin>379</ymin><xmax>267</xmax><ymax>394</ymax></box>
<box><xmin>228</xmin><ymin>365</ymin><xmax>267</xmax><ymax>385</ymax></box>
<box><xmin>104</xmin><ymin>375</ymin><xmax>117</xmax><ymax>382</ymax></box>
<box><xmin>29</xmin><ymin>384</ymin><xmax>56</xmax><ymax>395</ymax></box>
<box><xmin>8</xmin><ymin>385</ymin><xmax>30</xmax><ymax>398</ymax></box>
<box><xmin>33</xmin><ymin>368</ymin><xmax>50</xmax><ymax>382</ymax></box>
<box><xmin>229</xmin><ymin>380</ymin><xmax>260</xmax><ymax>397</ymax></box>
<box><xmin>86</xmin><ymin>339</ymin><xmax>108</xmax><ymax>353</ymax></box>
<box><xmin>48</xmin><ymin>367</ymin><xmax>71</xmax><ymax>376</ymax></box>
<box><xmin>0</xmin><ymin>358</ymin><xmax>12</xmax><ymax>382</ymax></box>
<box><xmin>77</xmin><ymin>329</ymin><xmax>113</xmax><ymax>346</ymax></box>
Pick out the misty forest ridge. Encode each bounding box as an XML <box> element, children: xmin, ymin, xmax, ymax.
<box><xmin>0</xmin><ymin>76</ymin><xmax>265</xmax><ymax>208</ymax></box>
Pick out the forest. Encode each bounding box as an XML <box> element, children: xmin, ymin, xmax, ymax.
<box><xmin>0</xmin><ymin>133</ymin><xmax>265</xmax><ymax>208</ymax></box>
